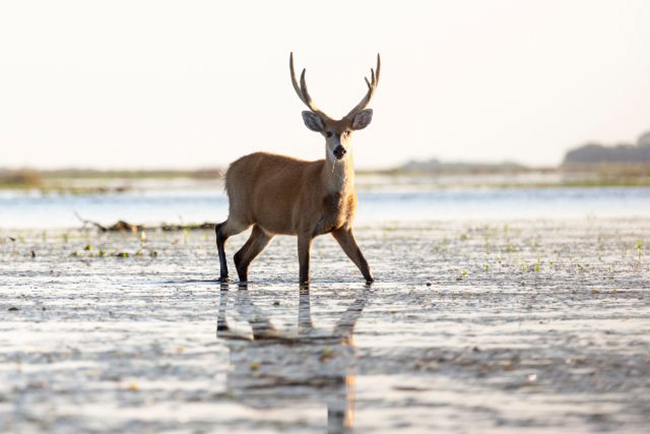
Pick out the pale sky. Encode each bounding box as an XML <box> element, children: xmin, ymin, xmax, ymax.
<box><xmin>1</xmin><ymin>0</ymin><xmax>649</xmax><ymax>169</ymax></box>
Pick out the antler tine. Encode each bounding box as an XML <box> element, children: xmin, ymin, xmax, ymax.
<box><xmin>289</xmin><ymin>52</ymin><xmax>328</xmax><ymax>119</ymax></box>
<box><xmin>375</xmin><ymin>53</ymin><xmax>381</xmax><ymax>85</ymax></box>
<box><xmin>299</xmin><ymin>69</ymin><xmax>315</xmax><ymax>110</ymax></box>
<box><xmin>289</xmin><ymin>53</ymin><xmax>304</xmax><ymax>104</ymax></box>
<box><xmin>346</xmin><ymin>53</ymin><xmax>381</xmax><ymax>119</ymax></box>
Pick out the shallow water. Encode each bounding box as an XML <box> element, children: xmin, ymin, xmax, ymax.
<box><xmin>1</xmin><ymin>185</ymin><xmax>650</xmax><ymax>228</ymax></box>
<box><xmin>1</xmin><ymin>219</ymin><xmax>649</xmax><ymax>433</ymax></box>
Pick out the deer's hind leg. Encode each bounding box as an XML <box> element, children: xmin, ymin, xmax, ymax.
<box><xmin>215</xmin><ymin>218</ymin><xmax>251</xmax><ymax>282</ymax></box>
<box><xmin>234</xmin><ymin>225</ymin><xmax>273</xmax><ymax>282</ymax></box>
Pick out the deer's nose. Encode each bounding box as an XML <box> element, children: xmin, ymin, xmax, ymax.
<box><xmin>333</xmin><ymin>146</ymin><xmax>347</xmax><ymax>160</ymax></box>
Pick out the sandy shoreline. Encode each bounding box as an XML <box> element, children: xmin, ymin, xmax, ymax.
<box><xmin>1</xmin><ymin>218</ymin><xmax>649</xmax><ymax>433</ymax></box>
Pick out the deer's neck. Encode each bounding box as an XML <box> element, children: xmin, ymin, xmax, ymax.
<box><xmin>322</xmin><ymin>153</ymin><xmax>355</xmax><ymax>195</ymax></box>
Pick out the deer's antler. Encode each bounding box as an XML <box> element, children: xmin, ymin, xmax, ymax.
<box><xmin>290</xmin><ymin>52</ymin><xmax>330</xmax><ymax>120</ymax></box>
<box><xmin>345</xmin><ymin>54</ymin><xmax>381</xmax><ymax>119</ymax></box>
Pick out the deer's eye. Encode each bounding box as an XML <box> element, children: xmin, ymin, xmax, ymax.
<box><xmin>326</xmin><ymin>131</ymin><xmax>333</xmax><ymax>138</ymax></box>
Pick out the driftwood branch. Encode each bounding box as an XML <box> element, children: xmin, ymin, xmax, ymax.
<box><xmin>74</xmin><ymin>211</ymin><xmax>109</xmax><ymax>232</ymax></box>
<box><xmin>74</xmin><ymin>211</ymin><xmax>141</xmax><ymax>232</ymax></box>
<box><xmin>73</xmin><ymin>211</ymin><xmax>214</xmax><ymax>232</ymax></box>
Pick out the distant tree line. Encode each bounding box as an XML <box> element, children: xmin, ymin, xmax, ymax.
<box><xmin>0</xmin><ymin>168</ymin><xmax>42</xmax><ymax>187</ymax></box>
<box><xmin>564</xmin><ymin>131</ymin><xmax>650</xmax><ymax>164</ymax></box>
<box><xmin>396</xmin><ymin>158</ymin><xmax>528</xmax><ymax>174</ymax></box>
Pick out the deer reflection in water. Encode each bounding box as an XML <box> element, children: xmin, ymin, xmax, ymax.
<box><xmin>216</xmin><ymin>283</ymin><xmax>368</xmax><ymax>434</ymax></box>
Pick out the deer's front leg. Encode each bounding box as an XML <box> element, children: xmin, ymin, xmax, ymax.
<box><xmin>332</xmin><ymin>228</ymin><xmax>374</xmax><ymax>283</ymax></box>
<box><xmin>297</xmin><ymin>233</ymin><xmax>313</xmax><ymax>284</ymax></box>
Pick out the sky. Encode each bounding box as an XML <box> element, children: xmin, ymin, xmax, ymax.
<box><xmin>1</xmin><ymin>0</ymin><xmax>649</xmax><ymax>170</ymax></box>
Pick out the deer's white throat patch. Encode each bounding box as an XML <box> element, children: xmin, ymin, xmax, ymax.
<box><xmin>325</xmin><ymin>154</ymin><xmax>352</xmax><ymax>193</ymax></box>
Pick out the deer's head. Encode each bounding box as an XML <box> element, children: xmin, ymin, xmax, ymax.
<box><xmin>290</xmin><ymin>53</ymin><xmax>380</xmax><ymax>163</ymax></box>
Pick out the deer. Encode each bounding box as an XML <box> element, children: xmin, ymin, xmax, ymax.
<box><xmin>215</xmin><ymin>53</ymin><xmax>380</xmax><ymax>284</ymax></box>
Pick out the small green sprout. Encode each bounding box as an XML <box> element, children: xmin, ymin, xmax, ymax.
<box><xmin>320</xmin><ymin>347</ymin><xmax>334</xmax><ymax>361</ymax></box>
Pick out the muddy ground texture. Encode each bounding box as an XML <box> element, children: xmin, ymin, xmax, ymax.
<box><xmin>1</xmin><ymin>218</ymin><xmax>649</xmax><ymax>433</ymax></box>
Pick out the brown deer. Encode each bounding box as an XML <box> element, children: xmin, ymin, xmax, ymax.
<box><xmin>215</xmin><ymin>53</ymin><xmax>380</xmax><ymax>284</ymax></box>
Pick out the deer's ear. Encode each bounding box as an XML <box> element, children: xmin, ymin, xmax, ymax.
<box><xmin>351</xmin><ymin>109</ymin><xmax>373</xmax><ymax>130</ymax></box>
<box><xmin>302</xmin><ymin>111</ymin><xmax>324</xmax><ymax>132</ymax></box>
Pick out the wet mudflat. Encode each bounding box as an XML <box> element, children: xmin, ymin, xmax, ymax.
<box><xmin>1</xmin><ymin>218</ymin><xmax>649</xmax><ymax>433</ymax></box>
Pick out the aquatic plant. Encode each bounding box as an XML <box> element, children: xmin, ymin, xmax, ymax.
<box><xmin>320</xmin><ymin>347</ymin><xmax>334</xmax><ymax>362</ymax></box>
